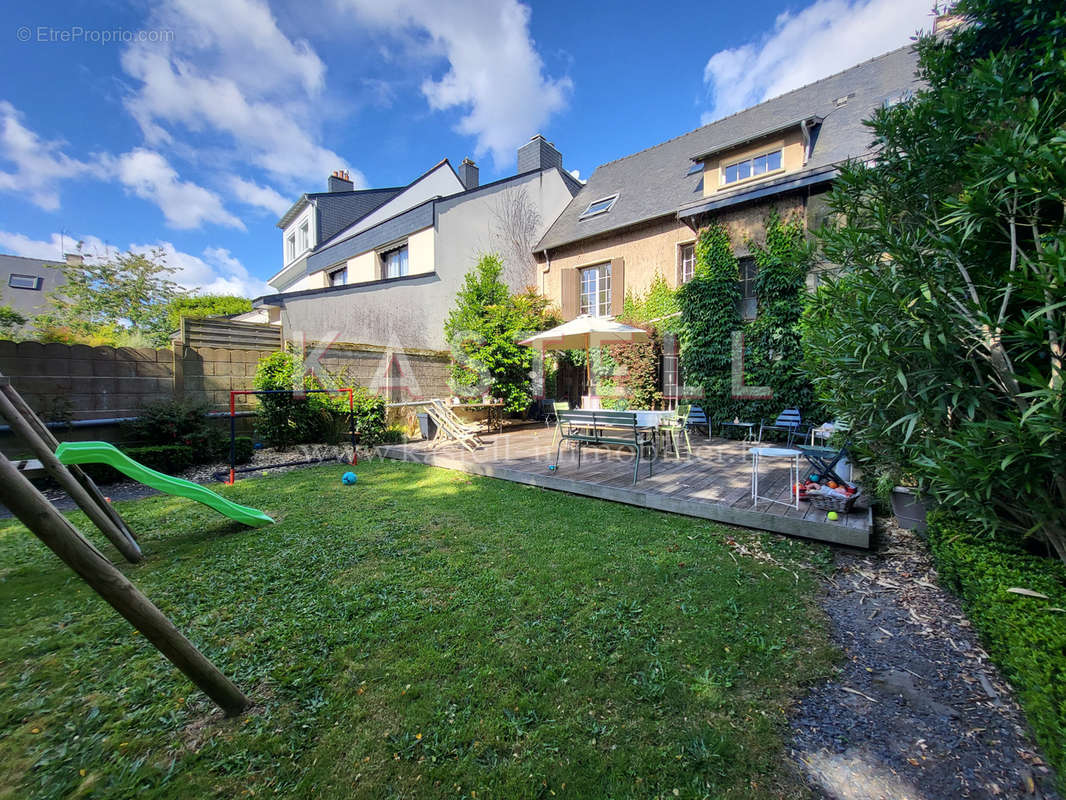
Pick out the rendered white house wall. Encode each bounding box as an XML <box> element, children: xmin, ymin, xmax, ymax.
<box><xmin>254</xmin><ymin>168</ymin><xmax>579</xmax><ymax>352</ymax></box>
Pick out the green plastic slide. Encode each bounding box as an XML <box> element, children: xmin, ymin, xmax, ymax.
<box><xmin>55</xmin><ymin>441</ymin><xmax>274</xmax><ymax>528</ymax></box>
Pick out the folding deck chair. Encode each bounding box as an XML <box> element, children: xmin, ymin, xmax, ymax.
<box><xmin>427</xmin><ymin>400</ymin><xmax>484</xmax><ymax>452</ymax></box>
<box><xmin>796</xmin><ymin>440</ymin><xmax>852</xmax><ymax>487</ymax></box>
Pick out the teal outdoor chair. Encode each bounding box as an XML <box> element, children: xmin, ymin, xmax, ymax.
<box><xmin>659</xmin><ymin>404</ymin><xmax>693</xmax><ymax>458</ymax></box>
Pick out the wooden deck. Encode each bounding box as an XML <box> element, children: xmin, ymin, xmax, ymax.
<box><xmin>377</xmin><ymin>426</ymin><xmax>872</xmax><ymax>548</ymax></box>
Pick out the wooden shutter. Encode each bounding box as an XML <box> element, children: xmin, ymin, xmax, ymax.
<box><xmin>610</xmin><ymin>257</ymin><xmax>625</xmax><ymax>317</ymax></box>
<box><xmin>560</xmin><ymin>268</ymin><xmax>578</xmax><ymax>319</ymax></box>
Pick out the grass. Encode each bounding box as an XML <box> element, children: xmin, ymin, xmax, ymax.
<box><xmin>0</xmin><ymin>459</ymin><xmax>836</xmax><ymax>799</ymax></box>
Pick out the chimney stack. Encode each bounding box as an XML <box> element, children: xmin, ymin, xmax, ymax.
<box><xmin>65</xmin><ymin>253</ymin><xmax>84</xmax><ymax>266</ymax></box>
<box><xmin>517</xmin><ymin>134</ymin><xmax>562</xmax><ymax>173</ymax></box>
<box><xmin>327</xmin><ymin>169</ymin><xmax>353</xmax><ymax>192</ymax></box>
<box><xmin>458</xmin><ymin>158</ymin><xmax>479</xmax><ymax>190</ymax></box>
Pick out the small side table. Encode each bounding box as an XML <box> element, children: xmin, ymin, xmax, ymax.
<box><xmin>750</xmin><ymin>447</ymin><xmax>801</xmax><ymax>510</ymax></box>
<box><xmin>721</xmin><ymin>421</ymin><xmax>756</xmax><ymax>441</ymax></box>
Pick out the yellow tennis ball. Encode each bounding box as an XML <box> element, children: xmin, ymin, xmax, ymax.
<box><xmin>827</xmin><ymin>511</ymin><xmax>839</xmax><ymax>521</ymax></box>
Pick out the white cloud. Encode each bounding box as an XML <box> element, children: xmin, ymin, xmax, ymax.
<box><xmin>701</xmin><ymin>0</ymin><xmax>930</xmax><ymax>124</ymax></box>
<box><xmin>0</xmin><ymin>231</ymin><xmax>112</xmax><ymax>261</ymax></box>
<box><xmin>0</xmin><ymin>230</ymin><xmax>269</xmax><ymax>298</ymax></box>
<box><xmin>231</xmin><ymin>176</ymin><xmax>293</xmax><ymax>216</ymax></box>
<box><xmin>135</xmin><ymin>241</ymin><xmax>271</xmax><ymax>297</ymax></box>
<box><xmin>122</xmin><ymin>0</ymin><xmax>355</xmax><ymax>185</ymax></box>
<box><xmin>114</xmin><ymin>149</ymin><xmax>245</xmax><ymax>230</ymax></box>
<box><xmin>0</xmin><ymin>101</ymin><xmax>106</xmax><ymax>211</ymax></box>
<box><xmin>342</xmin><ymin>0</ymin><xmax>571</xmax><ymax>167</ymax></box>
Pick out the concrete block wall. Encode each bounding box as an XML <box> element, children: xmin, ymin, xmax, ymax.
<box><xmin>0</xmin><ymin>340</ymin><xmax>174</xmax><ymax>421</ymax></box>
<box><xmin>315</xmin><ymin>343</ymin><xmax>452</xmax><ymax>402</ymax></box>
<box><xmin>174</xmin><ymin>344</ymin><xmax>267</xmax><ymax>412</ymax></box>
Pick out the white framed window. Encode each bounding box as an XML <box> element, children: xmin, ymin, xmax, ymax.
<box><xmin>579</xmin><ymin>263</ymin><xmax>612</xmax><ymax>317</ymax></box>
<box><xmin>678</xmin><ymin>243</ymin><xmax>696</xmax><ymax>284</ymax></box>
<box><xmin>286</xmin><ymin>234</ymin><xmax>296</xmax><ymax>263</ymax></box>
<box><xmin>8</xmin><ymin>273</ymin><xmax>43</xmax><ymax>290</ymax></box>
<box><xmin>329</xmin><ymin>267</ymin><xmax>347</xmax><ymax>286</ymax></box>
<box><xmin>382</xmin><ymin>245</ymin><xmax>408</xmax><ymax>279</ymax></box>
<box><xmin>298</xmin><ymin>220</ymin><xmax>310</xmax><ymax>254</ymax></box>
<box><xmin>722</xmin><ymin>149</ymin><xmax>783</xmax><ymax>186</ymax></box>
<box><xmin>739</xmin><ymin>256</ymin><xmax>757</xmax><ymax>320</ymax></box>
<box><xmin>579</xmin><ymin>193</ymin><xmax>618</xmax><ymax>219</ymax></box>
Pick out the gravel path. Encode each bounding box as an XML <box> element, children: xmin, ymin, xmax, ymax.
<box><xmin>791</xmin><ymin>519</ymin><xmax>1060</xmax><ymax>799</ymax></box>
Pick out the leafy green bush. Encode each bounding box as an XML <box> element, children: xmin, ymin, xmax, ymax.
<box><xmin>253</xmin><ymin>351</ymin><xmax>335</xmax><ymax>448</ymax></box>
<box><xmin>351</xmin><ymin>385</ymin><xmax>386</xmax><ymax>447</ymax></box>
<box><xmin>123</xmin><ymin>400</ymin><xmax>225</xmax><ymax>462</ymax></box>
<box><xmin>253</xmin><ymin>351</ymin><xmax>387</xmax><ymax>448</ymax></box>
<box><xmin>927</xmin><ymin>512</ymin><xmax>1066</xmax><ymax>787</ymax></box>
<box><xmin>610</xmin><ymin>322</ymin><xmax>664</xmax><ymax>409</ymax></box>
<box><xmin>233</xmin><ymin>436</ymin><xmax>254</xmax><ymax>465</ymax></box>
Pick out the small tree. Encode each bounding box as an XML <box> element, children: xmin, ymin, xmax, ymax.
<box><xmin>444</xmin><ymin>254</ymin><xmax>559</xmax><ymax>412</ymax></box>
<box><xmin>36</xmin><ymin>248</ymin><xmax>186</xmax><ymax>347</ymax></box>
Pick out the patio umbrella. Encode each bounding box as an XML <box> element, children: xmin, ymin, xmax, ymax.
<box><xmin>519</xmin><ymin>315</ymin><xmax>650</xmax><ymax>396</ymax></box>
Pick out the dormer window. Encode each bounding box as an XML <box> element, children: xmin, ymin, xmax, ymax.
<box><xmin>579</xmin><ymin>194</ymin><xmax>618</xmax><ymax>219</ymax></box>
<box><xmin>722</xmin><ymin>149</ymin><xmax>783</xmax><ymax>186</ymax></box>
<box><xmin>298</xmin><ymin>220</ymin><xmax>310</xmax><ymax>253</ymax></box>
<box><xmin>286</xmin><ymin>234</ymin><xmax>296</xmax><ymax>262</ymax></box>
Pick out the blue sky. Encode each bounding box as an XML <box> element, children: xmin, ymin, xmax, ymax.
<box><xmin>0</xmin><ymin>0</ymin><xmax>932</xmax><ymax>297</ymax></box>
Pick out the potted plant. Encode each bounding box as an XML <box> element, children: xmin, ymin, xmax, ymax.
<box><xmin>876</xmin><ymin>472</ymin><xmax>935</xmax><ymax>533</ymax></box>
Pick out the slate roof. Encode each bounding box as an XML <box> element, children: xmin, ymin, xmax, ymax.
<box><xmin>537</xmin><ymin>45</ymin><xmax>920</xmax><ymax>252</ymax></box>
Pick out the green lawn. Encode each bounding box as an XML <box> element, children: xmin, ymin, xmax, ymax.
<box><xmin>0</xmin><ymin>459</ymin><xmax>836</xmax><ymax>799</ymax></box>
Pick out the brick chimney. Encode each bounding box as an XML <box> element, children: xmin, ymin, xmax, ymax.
<box><xmin>458</xmin><ymin>158</ymin><xmax>479</xmax><ymax>190</ymax></box>
<box><xmin>65</xmin><ymin>253</ymin><xmax>84</xmax><ymax>266</ymax></box>
<box><xmin>517</xmin><ymin>134</ymin><xmax>562</xmax><ymax>173</ymax></box>
<box><xmin>327</xmin><ymin>169</ymin><xmax>353</xmax><ymax>192</ymax></box>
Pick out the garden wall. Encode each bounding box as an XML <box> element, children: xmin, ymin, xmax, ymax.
<box><xmin>0</xmin><ymin>335</ymin><xmax>453</xmax><ymax>458</ymax></box>
<box><xmin>0</xmin><ymin>340</ymin><xmax>174</xmax><ymax>422</ymax></box>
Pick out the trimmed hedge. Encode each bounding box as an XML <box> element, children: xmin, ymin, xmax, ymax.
<box><xmin>927</xmin><ymin>512</ymin><xmax>1066</xmax><ymax>787</ymax></box>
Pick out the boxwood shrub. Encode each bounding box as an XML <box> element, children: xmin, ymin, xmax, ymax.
<box><xmin>927</xmin><ymin>511</ymin><xmax>1066</xmax><ymax>786</ymax></box>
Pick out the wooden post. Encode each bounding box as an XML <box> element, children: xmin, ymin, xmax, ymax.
<box><xmin>0</xmin><ymin>379</ymin><xmax>139</xmax><ymax>544</ymax></box>
<box><xmin>0</xmin><ymin>454</ymin><xmax>251</xmax><ymax>716</ymax></box>
<box><xmin>0</xmin><ymin>383</ymin><xmax>143</xmax><ymax>563</ymax></box>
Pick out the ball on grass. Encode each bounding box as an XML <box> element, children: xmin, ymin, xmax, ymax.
<box><xmin>827</xmin><ymin>511</ymin><xmax>839</xmax><ymax>521</ymax></box>
<box><xmin>342</xmin><ymin>471</ymin><xmax>358</xmax><ymax>485</ymax></box>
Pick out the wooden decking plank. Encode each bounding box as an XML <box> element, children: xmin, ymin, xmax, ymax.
<box><xmin>376</xmin><ymin>429</ymin><xmax>870</xmax><ymax>548</ymax></box>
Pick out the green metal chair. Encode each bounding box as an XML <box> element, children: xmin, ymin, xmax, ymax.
<box><xmin>659</xmin><ymin>404</ymin><xmax>692</xmax><ymax>458</ymax></box>
<box><xmin>549</xmin><ymin>401</ymin><xmax>570</xmax><ymax>449</ymax></box>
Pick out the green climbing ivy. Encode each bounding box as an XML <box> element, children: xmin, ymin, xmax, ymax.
<box><xmin>677</xmin><ymin>212</ymin><xmax>821</xmax><ymax>427</ymax></box>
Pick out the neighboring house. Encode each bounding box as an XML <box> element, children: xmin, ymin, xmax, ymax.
<box><xmin>535</xmin><ymin>45</ymin><xmax>920</xmax><ymax>321</ymax></box>
<box><xmin>253</xmin><ymin>135</ymin><xmax>582</xmax><ymax>353</ymax></box>
<box><xmin>0</xmin><ymin>253</ymin><xmax>72</xmax><ymax>324</ymax></box>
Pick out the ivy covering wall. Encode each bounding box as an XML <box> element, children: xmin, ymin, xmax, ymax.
<box><xmin>677</xmin><ymin>212</ymin><xmax>821</xmax><ymax>426</ymax></box>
